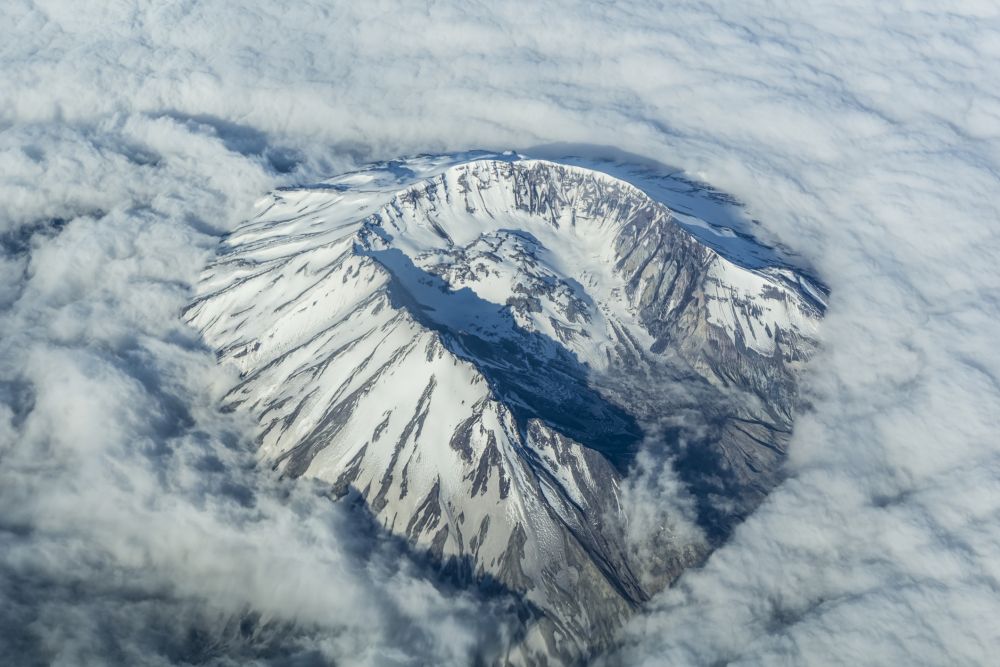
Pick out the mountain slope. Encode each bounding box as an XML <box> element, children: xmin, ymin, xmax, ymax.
<box><xmin>184</xmin><ymin>154</ymin><xmax>824</xmax><ymax>663</ymax></box>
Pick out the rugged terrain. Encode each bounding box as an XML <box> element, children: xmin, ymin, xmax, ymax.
<box><xmin>184</xmin><ymin>153</ymin><xmax>825</xmax><ymax>663</ymax></box>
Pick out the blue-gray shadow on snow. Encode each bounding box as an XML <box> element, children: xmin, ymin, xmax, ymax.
<box><xmin>364</xmin><ymin>246</ymin><xmax>642</xmax><ymax>472</ymax></box>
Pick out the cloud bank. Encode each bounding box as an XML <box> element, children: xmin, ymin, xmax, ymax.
<box><xmin>2</xmin><ymin>1</ymin><xmax>999</xmax><ymax>665</ymax></box>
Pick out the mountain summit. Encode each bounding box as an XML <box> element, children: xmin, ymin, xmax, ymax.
<box><xmin>185</xmin><ymin>153</ymin><xmax>824</xmax><ymax>663</ymax></box>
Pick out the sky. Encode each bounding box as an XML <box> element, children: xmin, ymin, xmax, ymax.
<box><xmin>2</xmin><ymin>1</ymin><xmax>999</xmax><ymax>665</ymax></box>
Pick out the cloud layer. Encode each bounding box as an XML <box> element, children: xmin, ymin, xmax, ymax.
<box><xmin>2</xmin><ymin>1</ymin><xmax>999</xmax><ymax>664</ymax></box>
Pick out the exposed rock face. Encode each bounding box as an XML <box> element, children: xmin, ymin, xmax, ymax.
<box><xmin>185</xmin><ymin>154</ymin><xmax>824</xmax><ymax>664</ymax></box>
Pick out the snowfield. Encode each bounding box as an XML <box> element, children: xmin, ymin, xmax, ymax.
<box><xmin>185</xmin><ymin>154</ymin><xmax>822</xmax><ymax>661</ymax></box>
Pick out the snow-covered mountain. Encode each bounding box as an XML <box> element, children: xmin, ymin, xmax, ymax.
<box><xmin>184</xmin><ymin>153</ymin><xmax>824</xmax><ymax>663</ymax></box>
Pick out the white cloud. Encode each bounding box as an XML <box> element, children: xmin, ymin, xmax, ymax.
<box><xmin>2</xmin><ymin>0</ymin><xmax>998</xmax><ymax>664</ymax></box>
